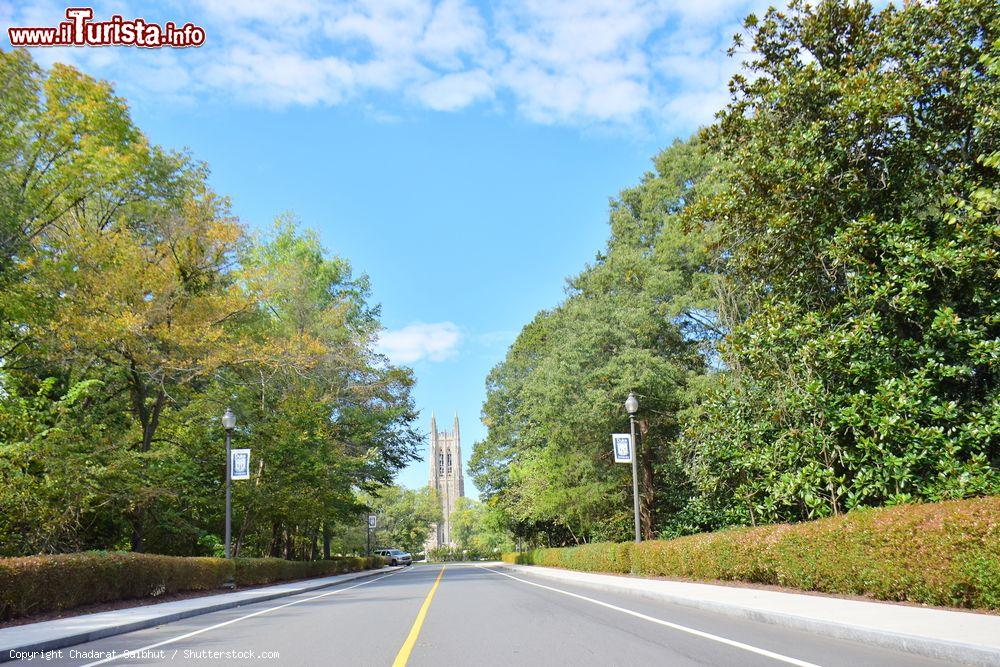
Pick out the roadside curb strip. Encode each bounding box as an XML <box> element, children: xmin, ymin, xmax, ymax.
<box><xmin>494</xmin><ymin>564</ymin><xmax>1000</xmax><ymax>667</ymax></box>
<box><xmin>1</xmin><ymin>566</ymin><xmax>403</xmax><ymax>662</ymax></box>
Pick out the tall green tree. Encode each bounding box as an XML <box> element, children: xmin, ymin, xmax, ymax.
<box><xmin>684</xmin><ymin>0</ymin><xmax>999</xmax><ymax>524</ymax></box>
<box><xmin>0</xmin><ymin>51</ymin><xmax>421</xmax><ymax>558</ymax></box>
<box><xmin>471</xmin><ymin>137</ymin><xmax>717</xmax><ymax>544</ymax></box>
<box><xmin>363</xmin><ymin>485</ymin><xmax>441</xmax><ymax>554</ymax></box>
<box><xmin>450</xmin><ymin>497</ymin><xmax>514</xmax><ymax>556</ymax></box>
<box><xmin>475</xmin><ymin>0</ymin><xmax>998</xmax><ymax>544</ymax></box>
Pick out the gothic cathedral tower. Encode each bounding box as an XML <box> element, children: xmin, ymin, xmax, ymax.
<box><xmin>426</xmin><ymin>412</ymin><xmax>465</xmax><ymax>550</ymax></box>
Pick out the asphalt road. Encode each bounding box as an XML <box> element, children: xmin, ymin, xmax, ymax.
<box><xmin>11</xmin><ymin>564</ymin><xmax>956</xmax><ymax>667</ymax></box>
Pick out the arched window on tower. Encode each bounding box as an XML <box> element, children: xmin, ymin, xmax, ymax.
<box><xmin>446</xmin><ymin>451</ymin><xmax>452</xmax><ymax>474</ymax></box>
<box><xmin>438</xmin><ymin>452</ymin><xmax>444</xmax><ymax>475</ymax></box>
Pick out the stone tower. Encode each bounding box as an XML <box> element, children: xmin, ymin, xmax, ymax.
<box><xmin>426</xmin><ymin>412</ymin><xmax>464</xmax><ymax>550</ymax></box>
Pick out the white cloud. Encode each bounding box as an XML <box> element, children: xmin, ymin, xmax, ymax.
<box><xmin>418</xmin><ymin>0</ymin><xmax>490</xmax><ymax>67</ymax></box>
<box><xmin>2</xmin><ymin>0</ymin><xmax>764</xmax><ymax>130</ymax></box>
<box><xmin>412</xmin><ymin>69</ymin><xmax>493</xmax><ymax>110</ymax></box>
<box><xmin>378</xmin><ymin>321</ymin><xmax>462</xmax><ymax>364</ymax></box>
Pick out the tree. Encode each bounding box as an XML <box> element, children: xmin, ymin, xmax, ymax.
<box><xmin>471</xmin><ymin>137</ymin><xmax>716</xmax><ymax>544</ymax></box>
<box><xmin>450</xmin><ymin>497</ymin><xmax>513</xmax><ymax>556</ymax></box>
<box><xmin>0</xmin><ymin>51</ymin><xmax>422</xmax><ymax>558</ymax></box>
<box><xmin>364</xmin><ymin>486</ymin><xmax>441</xmax><ymax>554</ymax></box>
<box><xmin>474</xmin><ymin>0</ymin><xmax>999</xmax><ymax>544</ymax></box>
<box><xmin>682</xmin><ymin>0</ymin><xmax>1000</xmax><ymax>524</ymax></box>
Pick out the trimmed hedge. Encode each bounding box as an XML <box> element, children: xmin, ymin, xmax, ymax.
<box><xmin>234</xmin><ymin>556</ymin><xmax>383</xmax><ymax>586</ymax></box>
<box><xmin>0</xmin><ymin>552</ymin><xmax>385</xmax><ymax>621</ymax></box>
<box><xmin>502</xmin><ymin>496</ymin><xmax>1000</xmax><ymax>610</ymax></box>
<box><xmin>427</xmin><ymin>546</ymin><xmax>492</xmax><ymax>562</ymax></box>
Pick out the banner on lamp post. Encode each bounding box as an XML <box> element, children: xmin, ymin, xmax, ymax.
<box><xmin>230</xmin><ymin>448</ymin><xmax>251</xmax><ymax>480</ymax></box>
<box><xmin>611</xmin><ymin>434</ymin><xmax>633</xmax><ymax>463</ymax></box>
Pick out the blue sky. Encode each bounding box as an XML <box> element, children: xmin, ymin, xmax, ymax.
<box><xmin>3</xmin><ymin>0</ymin><xmax>765</xmax><ymax>494</ymax></box>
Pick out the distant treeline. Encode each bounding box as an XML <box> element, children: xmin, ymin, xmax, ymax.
<box><xmin>471</xmin><ymin>0</ymin><xmax>999</xmax><ymax>544</ymax></box>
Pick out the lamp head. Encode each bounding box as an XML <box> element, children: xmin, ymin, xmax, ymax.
<box><xmin>625</xmin><ymin>393</ymin><xmax>639</xmax><ymax>416</ymax></box>
<box><xmin>222</xmin><ymin>408</ymin><xmax>236</xmax><ymax>431</ymax></box>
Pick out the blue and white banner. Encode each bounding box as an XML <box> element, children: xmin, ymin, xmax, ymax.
<box><xmin>611</xmin><ymin>434</ymin><xmax>632</xmax><ymax>463</ymax></box>
<box><xmin>231</xmin><ymin>448</ymin><xmax>251</xmax><ymax>480</ymax></box>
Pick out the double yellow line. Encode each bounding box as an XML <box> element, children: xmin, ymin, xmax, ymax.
<box><xmin>391</xmin><ymin>566</ymin><xmax>446</xmax><ymax>667</ymax></box>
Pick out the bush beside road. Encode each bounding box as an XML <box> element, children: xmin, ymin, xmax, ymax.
<box><xmin>0</xmin><ymin>552</ymin><xmax>384</xmax><ymax>622</ymax></box>
<box><xmin>503</xmin><ymin>496</ymin><xmax>1000</xmax><ymax>610</ymax></box>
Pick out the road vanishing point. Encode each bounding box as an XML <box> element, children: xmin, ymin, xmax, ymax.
<box><xmin>11</xmin><ymin>564</ymin><xmax>958</xmax><ymax>667</ymax></box>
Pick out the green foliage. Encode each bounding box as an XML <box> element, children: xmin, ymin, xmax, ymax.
<box><xmin>233</xmin><ymin>556</ymin><xmax>384</xmax><ymax>586</ymax></box>
<box><xmin>502</xmin><ymin>541</ymin><xmax>633</xmax><ymax>573</ymax></box>
<box><xmin>477</xmin><ymin>0</ymin><xmax>999</xmax><ymax>544</ymax></box>
<box><xmin>364</xmin><ymin>485</ymin><xmax>441</xmax><ymax>554</ymax></box>
<box><xmin>426</xmin><ymin>546</ymin><xmax>476</xmax><ymax>562</ymax></box>
<box><xmin>0</xmin><ymin>552</ymin><xmax>229</xmax><ymax>621</ymax></box>
<box><xmin>448</xmin><ymin>497</ymin><xmax>514</xmax><ymax>556</ymax></box>
<box><xmin>682</xmin><ymin>0</ymin><xmax>1000</xmax><ymax>524</ymax></box>
<box><xmin>504</xmin><ymin>496</ymin><xmax>1000</xmax><ymax>610</ymax></box>
<box><xmin>0</xmin><ymin>50</ymin><xmax>420</xmax><ymax>558</ymax></box>
<box><xmin>470</xmin><ymin>137</ymin><xmax>717</xmax><ymax>544</ymax></box>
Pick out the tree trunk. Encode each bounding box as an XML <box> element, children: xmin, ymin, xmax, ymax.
<box><xmin>130</xmin><ymin>508</ymin><xmax>145</xmax><ymax>552</ymax></box>
<box><xmin>234</xmin><ymin>509</ymin><xmax>255</xmax><ymax>558</ymax></box>
<box><xmin>638</xmin><ymin>420</ymin><xmax>655</xmax><ymax>540</ymax></box>
<box><xmin>269</xmin><ymin>522</ymin><xmax>283</xmax><ymax>557</ymax></box>
<box><xmin>126</xmin><ymin>366</ymin><xmax>166</xmax><ymax>553</ymax></box>
<box><xmin>323</xmin><ymin>523</ymin><xmax>331</xmax><ymax>560</ymax></box>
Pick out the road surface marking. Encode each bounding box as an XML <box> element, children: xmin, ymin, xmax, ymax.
<box><xmin>478</xmin><ymin>566</ymin><xmax>820</xmax><ymax>667</ymax></box>
<box><xmin>392</xmin><ymin>565</ymin><xmax>446</xmax><ymax>667</ymax></box>
<box><xmin>79</xmin><ymin>568</ymin><xmax>410</xmax><ymax>667</ymax></box>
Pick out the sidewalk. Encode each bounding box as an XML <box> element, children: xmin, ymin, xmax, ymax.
<box><xmin>494</xmin><ymin>563</ymin><xmax>1000</xmax><ymax>667</ymax></box>
<box><xmin>0</xmin><ymin>566</ymin><xmax>401</xmax><ymax>662</ymax></box>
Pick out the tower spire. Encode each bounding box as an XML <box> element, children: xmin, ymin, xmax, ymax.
<box><xmin>428</xmin><ymin>412</ymin><xmax>438</xmax><ymax>483</ymax></box>
<box><xmin>425</xmin><ymin>410</ymin><xmax>465</xmax><ymax>552</ymax></box>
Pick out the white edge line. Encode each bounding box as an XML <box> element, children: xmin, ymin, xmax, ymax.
<box><xmin>476</xmin><ymin>565</ymin><xmax>820</xmax><ymax>667</ymax></box>
<box><xmin>80</xmin><ymin>568</ymin><xmax>412</xmax><ymax>667</ymax></box>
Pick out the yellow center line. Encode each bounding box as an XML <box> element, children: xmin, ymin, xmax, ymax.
<box><xmin>391</xmin><ymin>565</ymin><xmax>446</xmax><ymax>667</ymax></box>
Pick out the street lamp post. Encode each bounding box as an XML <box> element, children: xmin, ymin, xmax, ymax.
<box><xmin>222</xmin><ymin>408</ymin><xmax>236</xmax><ymax>560</ymax></box>
<box><xmin>625</xmin><ymin>393</ymin><xmax>641</xmax><ymax>543</ymax></box>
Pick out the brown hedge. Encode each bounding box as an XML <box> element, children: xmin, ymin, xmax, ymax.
<box><xmin>502</xmin><ymin>496</ymin><xmax>1000</xmax><ymax>610</ymax></box>
<box><xmin>0</xmin><ymin>553</ymin><xmax>385</xmax><ymax>622</ymax></box>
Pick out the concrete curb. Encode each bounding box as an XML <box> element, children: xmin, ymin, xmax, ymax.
<box><xmin>493</xmin><ymin>563</ymin><xmax>1000</xmax><ymax>667</ymax></box>
<box><xmin>1</xmin><ymin>566</ymin><xmax>403</xmax><ymax>663</ymax></box>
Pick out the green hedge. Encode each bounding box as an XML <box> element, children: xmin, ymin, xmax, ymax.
<box><xmin>502</xmin><ymin>496</ymin><xmax>1000</xmax><ymax>609</ymax></box>
<box><xmin>427</xmin><ymin>546</ymin><xmax>493</xmax><ymax>562</ymax></box>
<box><xmin>0</xmin><ymin>553</ymin><xmax>385</xmax><ymax>621</ymax></box>
<box><xmin>234</xmin><ymin>556</ymin><xmax>383</xmax><ymax>586</ymax></box>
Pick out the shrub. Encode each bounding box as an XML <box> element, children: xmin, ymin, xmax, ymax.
<box><xmin>0</xmin><ymin>552</ymin><xmax>231</xmax><ymax>621</ymax></box>
<box><xmin>0</xmin><ymin>552</ymin><xmax>386</xmax><ymax>621</ymax></box>
<box><xmin>502</xmin><ymin>497</ymin><xmax>1000</xmax><ymax>609</ymax></box>
<box><xmin>428</xmin><ymin>546</ymin><xmax>491</xmax><ymax>562</ymax></box>
<box><xmin>234</xmin><ymin>556</ymin><xmax>384</xmax><ymax>586</ymax></box>
<box><xmin>501</xmin><ymin>542</ymin><xmax>632</xmax><ymax>572</ymax></box>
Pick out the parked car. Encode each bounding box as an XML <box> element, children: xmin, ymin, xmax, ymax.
<box><xmin>376</xmin><ymin>548</ymin><xmax>412</xmax><ymax>566</ymax></box>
